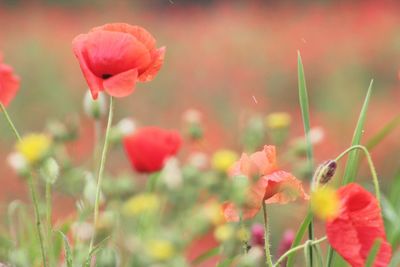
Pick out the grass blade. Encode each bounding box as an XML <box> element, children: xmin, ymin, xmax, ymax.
<box><xmin>365</xmin><ymin>239</ymin><xmax>382</xmax><ymax>267</ymax></box>
<box><xmin>287</xmin><ymin>211</ymin><xmax>313</xmax><ymax>267</ymax></box>
<box><xmin>192</xmin><ymin>246</ymin><xmax>220</xmax><ymax>265</ymax></box>
<box><xmin>342</xmin><ymin>79</ymin><xmax>373</xmax><ymax>184</ymax></box>
<box><xmin>297</xmin><ymin>51</ymin><xmax>315</xmax><ymax>266</ymax></box>
<box><xmin>58</xmin><ymin>231</ymin><xmax>73</xmax><ymax>267</ymax></box>
<box><xmin>327</xmin><ymin>80</ymin><xmax>374</xmax><ymax>267</ymax></box>
<box><xmin>366</xmin><ymin>114</ymin><xmax>400</xmax><ymax>150</ymax></box>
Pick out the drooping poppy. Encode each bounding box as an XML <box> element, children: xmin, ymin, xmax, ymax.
<box><xmin>72</xmin><ymin>23</ymin><xmax>165</xmax><ymax>99</ymax></box>
<box><xmin>326</xmin><ymin>183</ymin><xmax>392</xmax><ymax>267</ymax></box>
<box><xmin>222</xmin><ymin>145</ymin><xmax>308</xmax><ymax>222</ymax></box>
<box><xmin>123</xmin><ymin>127</ymin><xmax>182</xmax><ymax>173</ymax></box>
<box><xmin>0</xmin><ymin>53</ymin><xmax>20</xmax><ymax>107</ymax></box>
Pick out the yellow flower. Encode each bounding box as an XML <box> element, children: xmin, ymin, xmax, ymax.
<box><xmin>16</xmin><ymin>134</ymin><xmax>51</xmax><ymax>164</ymax></box>
<box><xmin>122</xmin><ymin>193</ymin><xmax>160</xmax><ymax>216</ymax></box>
<box><xmin>211</xmin><ymin>150</ymin><xmax>238</xmax><ymax>173</ymax></box>
<box><xmin>265</xmin><ymin>112</ymin><xmax>291</xmax><ymax>129</ymax></box>
<box><xmin>311</xmin><ymin>186</ymin><xmax>340</xmax><ymax>221</ymax></box>
<box><xmin>214</xmin><ymin>224</ymin><xmax>234</xmax><ymax>242</ymax></box>
<box><xmin>147</xmin><ymin>239</ymin><xmax>175</xmax><ymax>261</ymax></box>
<box><xmin>236</xmin><ymin>227</ymin><xmax>250</xmax><ymax>242</ymax></box>
<box><xmin>203</xmin><ymin>202</ymin><xmax>224</xmax><ymax>226</ymax></box>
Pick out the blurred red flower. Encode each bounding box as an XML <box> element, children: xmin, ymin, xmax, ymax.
<box><xmin>123</xmin><ymin>127</ymin><xmax>182</xmax><ymax>173</ymax></box>
<box><xmin>326</xmin><ymin>183</ymin><xmax>392</xmax><ymax>267</ymax></box>
<box><xmin>222</xmin><ymin>145</ymin><xmax>308</xmax><ymax>222</ymax></box>
<box><xmin>72</xmin><ymin>23</ymin><xmax>165</xmax><ymax>99</ymax></box>
<box><xmin>0</xmin><ymin>53</ymin><xmax>20</xmax><ymax>107</ymax></box>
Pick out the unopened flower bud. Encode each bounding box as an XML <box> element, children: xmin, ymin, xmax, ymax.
<box><xmin>313</xmin><ymin>160</ymin><xmax>337</xmax><ymax>185</ymax></box>
<box><xmin>84</xmin><ymin>172</ymin><xmax>104</xmax><ymax>206</ymax></box>
<box><xmin>251</xmin><ymin>223</ymin><xmax>264</xmax><ymax>247</ymax></box>
<box><xmin>7</xmin><ymin>152</ymin><xmax>28</xmax><ymax>177</ymax></box>
<box><xmin>83</xmin><ymin>91</ymin><xmax>106</xmax><ymax>120</ymax></box>
<box><xmin>40</xmin><ymin>157</ymin><xmax>59</xmax><ymax>184</ymax></box>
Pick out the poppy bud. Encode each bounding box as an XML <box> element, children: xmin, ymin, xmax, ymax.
<box><xmin>313</xmin><ymin>160</ymin><xmax>337</xmax><ymax>186</ymax></box>
<box><xmin>83</xmin><ymin>91</ymin><xmax>106</xmax><ymax>120</ymax></box>
<box><xmin>40</xmin><ymin>157</ymin><xmax>59</xmax><ymax>184</ymax></box>
<box><xmin>251</xmin><ymin>223</ymin><xmax>264</xmax><ymax>247</ymax></box>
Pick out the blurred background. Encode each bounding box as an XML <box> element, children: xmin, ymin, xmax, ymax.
<box><xmin>0</xmin><ymin>0</ymin><xmax>400</xmax><ymax>229</ymax></box>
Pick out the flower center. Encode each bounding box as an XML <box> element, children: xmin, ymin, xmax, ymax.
<box><xmin>102</xmin><ymin>74</ymin><xmax>112</xmax><ymax>79</ymax></box>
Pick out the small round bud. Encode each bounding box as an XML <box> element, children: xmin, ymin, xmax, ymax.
<box><xmin>40</xmin><ymin>157</ymin><xmax>60</xmax><ymax>184</ymax></box>
<box><xmin>83</xmin><ymin>91</ymin><xmax>106</xmax><ymax>120</ymax></box>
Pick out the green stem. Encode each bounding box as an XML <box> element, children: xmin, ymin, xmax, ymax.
<box><xmin>262</xmin><ymin>202</ymin><xmax>274</xmax><ymax>267</ymax></box>
<box><xmin>0</xmin><ymin>103</ymin><xmax>21</xmax><ymax>140</ymax></box>
<box><xmin>334</xmin><ymin>145</ymin><xmax>380</xmax><ymax>203</ymax></box>
<box><xmin>88</xmin><ymin>96</ymin><xmax>114</xmax><ymax>254</ymax></box>
<box><xmin>46</xmin><ymin>182</ymin><xmax>53</xmax><ymax>266</ymax></box>
<box><xmin>274</xmin><ymin>236</ymin><xmax>327</xmax><ymax>267</ymax></box>
<box><xmin>1</xmin><ymin>103</ymin><xmax>48</xmax><ymax>267</ymax></box>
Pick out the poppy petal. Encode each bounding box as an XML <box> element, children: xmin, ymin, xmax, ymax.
<box><xmin>0</xmin><ymin>63</ymin><xmax>20</xmax><ymax>107</ymax></box>
<box><xmin>256</xmin><ymin>170</ymin><xmax>309</xmax><ymax>204</ymax></box>
<box><xmin>103</xmin><ymin>69</ymin><xmax>138</xmax><ymax>97</ymax></box>
<box><xmin>72</xmin><ymin>34</ymin><xmax>103</xmax><ymax>99</ymax></box>
<box><xmin>138</xmin><ymin>46</ymin><xmax>166</xmax><ymax>82</ymax></box>
<box><xmin>326</xmin><ymin>183</ymin><xmax>392</xmax><ymax>267</ymax></box>
<box><xmin>91</xmin><ymin>23</ymin><xmax>156</xmax><ymax>51</ymax></box>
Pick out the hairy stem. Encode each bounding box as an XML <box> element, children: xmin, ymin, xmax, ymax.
<box><xmin>1</xmin><ymin>103</ymin><xmax>48</xmax><ymax>267</ymax></box>
<box><xmin>262</xmin><ymin>202</ymin><xmax>274</xmax><ymax>267</ymax></box>
<box><xmin>88</xmin><ymin>96</ymin><xmax>114</xmax><ymax>254</ymax></box>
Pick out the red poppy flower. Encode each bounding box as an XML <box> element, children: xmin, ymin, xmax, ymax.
<box><xmin>326</xmin><ymin>183</ymin><xmax>392</xmax><ymax>267</ymax></box>
<box><xmin>123</xmin><ymin>127</ymin><xmax>182</xmax><ymax>173</ymax></box>
<box><xmin>72</xmin><ymin>23</ymin><xmax>165</xmax><ymax>99</ymax></box>
<box><xmin>0</xmin><ymin>53</ymin><xmax>20</xmax><ymax>107</ymax></box>
<box><xmin>222</xmin><ymin>145</ymin><xmax>308</xmax><ymax>222</ymax></box>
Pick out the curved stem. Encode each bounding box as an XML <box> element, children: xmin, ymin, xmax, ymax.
<box><xmin>334</xmin><ymin>145</ymin><xmax>380</xmax><ymax>203</ymax></box>
<box><xmin>262</xmin><ymin>202</ymin><xmax>274</xmax><ymax>267</ymax></box>
<box><xmin>273</xmin><ymin>236</ymin><xmax>327</xmax><ymax>267</ymax></box>
<box><xmin>88</xmin><ymin>96</ymin><xmax>114</xmax><ymax>253</ymax></box>
<box><xmin>1</xmin><ymin>103</ymin><xmax>47</xmax><ymax>267</ymax></box>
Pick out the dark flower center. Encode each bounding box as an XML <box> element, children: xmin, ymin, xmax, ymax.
<box><xmin>102</xmin><ymin>74</ymin><xmax>112</xmax><ymax>79</ymax></box>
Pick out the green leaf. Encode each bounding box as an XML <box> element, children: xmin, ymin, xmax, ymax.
<box><xmin>192</xmin><ymin>246</ymin><xmax>220</xmax><ymax>265</ymax></box>
<box><xmin>342</xmin><ymin>79</ymin><xmax>373</xmax><ymax>184</ymax></box>
<box><xmin>297</xmin><ymin>51</ymin><xmax>315</xmax><ymax>266</ymax></box>
<box><xmin>366</xmin><ymin>115</ymin><xmax>400</xmax><ymax>150</ymax></box>
<box><xmin>365</xmin><ymin>238</ymin><xmax>382</xmax><ymax>267</ymax></box>
<box><xmin>58</xmin><ymin>231</ymin><xmax>73</xmax><ymax>267</ymax></box>
<box><xmin>287</xmin><ymin>211</ymin><xmax>313</xmax><ymax>267</ymax></box>
<box><xmin>216</xmin><ymin>257</ymin><xmax>235</xmax><ymax>267</ymax></box>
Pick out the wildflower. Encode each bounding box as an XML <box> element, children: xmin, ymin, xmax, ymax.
<box><xmin>310</xmin><ymin>186</ymin><xmax>340</xmax><ymax>220</ymax></box>
<box><xmin>265</xmin><ymin>112</ymin><xmax>291</xmax><ymax>129</ymax></box>
<box><xmin>147</xmin><ymin>239</ymin><xmax>175</xmax><ymax>261</ymax></box>
<box><xmin>211</xmin><ymin>149</ymin><xmax>238</xmax><ymax>173</ymax></box>
<box><xmin>16</xmin><ymin>134</ymin><xmax>51</xmax><ymax>165</ymax></box>
<box><xmin>326</xmin><ymin>183</ymin><xmax>392</xmax><ymax>267</ymax></box>
<box><xmin>123</xmin><ymin>127</ymin><xmax>182</xmax><ymax>173</ymax></box>
<box><xmin>223</xmin><ymin>145</ymin><xmax>308</xmax><ymax>222</ymax></box>
<box><xmin>161</xmin><ymin>157</ymin><xmax>182</xmax><ymax>189</ymax></box>
<box><xmin>203</xmin><ymin>201</ymin><xmax>224</xmax><ymax>226</ymax></box>
<box><xmin>72</xmin><ymin>23</ymin><xmax>165</xmax><ymax>99</ymax></box>
<box><xmin>0</xmin><ymin>53</ymin><xmax>20</xmax><ymax>107</ymax></box>
<box><xmin>214</xmin><ymin>224</ymin><xmax>234</xmax><ymax>242</ymax></box>
<box><xmin>122</xmin><ymin>193</ymin><xmax>160</xmax><ymax>216</ymax></box>
<box><xmin>236</xmin><ymin>226</ymin><xmax>250</xmax><ymax>242</ymax></box>
<box><xmin>251</xmin><ymin>223</ymin><xmax>264</xmax><ymax>247</ymax></box>
<box><xmin>7</xmin><ymin>152</ymin><xmax>28</xmax><ymax>175</ymax></box>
